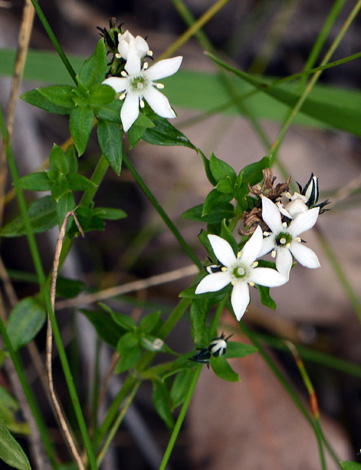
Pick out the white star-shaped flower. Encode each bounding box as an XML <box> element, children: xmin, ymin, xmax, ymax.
<box><xmin>259</xmin><ymin>196</ymin><xmax>320</xmax><ymax>278</ymax></box>
<box><xmin>116</xmin><ymin>31</ymin><xmax>151</xmax><ymax>75</ymax></box>
<box><xmin>103</xmin><ymin>56</ymin><xmax>182</xmax><ymax>132</ymax></box>
<box><xmin>195</xmin><ymin>226</ymin><xmax>287</xmax><ymax>321</ymax></box>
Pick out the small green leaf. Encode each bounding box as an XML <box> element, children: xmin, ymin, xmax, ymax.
<box><xmin>115</xmin><ymin>345</ymin><xmax>142</xmax><ymax>373</ymax></box>
<box><xmin>1</xmin><ymin>196</ymin><xmax>57</xmax><ymax>237</ymax></box>
<box><xmin>92</xmin><ymin>207</ymin><xmax>127</xmax><ymax>220</ymax></box>
<box><xmin>66</xmin><ymin>145</ymin><xmax>78</xmax><ymax>174</ymax></box>
<box><xmin>209</xmin><ymin>153</ymin><xmax>236</xmax><ymax>184</ymax></box>
<box><xmin>0</xmin><ymin>420</ymin><xmax>31</xmax><ymax>470</ymax></box>
<box><xmin>203</xmin><ymin>189</ymin><xmax>233</xmax><ymax>216</ymax></box>
<box><xmin>225</xmin><ymin>342</ymin><xmax>257</xmax><ymax>359</ymax></box>
<box><xmin>68</xmin><ymin>206</ymin><xmax>104</xmax><ymax>235</ymax></box>
<box><xmin>81</xmin><ymin>309</ymin><xmax>124</xmax><ymax>348</ymax></box>
<box><xmin>198</xmin><ymin>150</ymin><xmax>216</xmax><ymax>186</ymax></box>
<box><xmin>96</xmin><ymin>100</ymin><xmax>122</xmax><ymax>123</ymax></box>
<box><xmin>67</xmin><ymin>174</ymin><xmax>96</xmax><ymax>191</ymax></box>
<box><xmin>117</xmin><ymin>332</ymin><xmax>139</xmax><ymax>353</ymax></box>
<box><xmin>210</xmin><ymin>356</ymin><xmax>240</xmax><ymax>382</ymax></box>
<box><xmin>56</xmin><ymin>192</ymin><xmax>76</xmax><ymax>226</ymax></box>
<box><xmin>128</xmin><ymin>114</ymin><xmax>155</xmax><ymax>148</ymax></box>
<box><xmin>78</xmin><ymin>39</ymin><xmax>108</xmax><ymax>88</ymax></box>
<box><xmin>20</xmin><ymin>89</ymin><xmax>71</xmax><ymax>115</ymax></box>
<box><xmin>182</xmin><ymin>203</ymin><xmax>234</xmax><ymax>223</ymax></box>
<box><xmin>56</xmin><ymin>277</ymin><xmax>86</xmax><ymax>299</ymax></box>
<box><xmin>37</xmin><ymin>85</ymin><xmax>75</xmax><ymax>108</ymax></box>
<box><xmin>88</xmin><ymin>83</ymin><xmax>115</xmax><ymax>108</ymax></box>
<box><xmin>235</xmin><ymin>157</ymin><xmax>270</xmax><ymax>202</ymax></box>
<box><xmin>143</xmin><ymin>116</ymin><xmax>196</xmax><ymax>149</ymax></box>
<box><xmin>0</xmin><ymin>388</ymin><xmax>30</xmax><ymax>435</ymax></box>
<box><xmin>69</xmin><ymin>105</ymin><xmax>94</xmax><ymax>156</ymax></box>
<box><xmin>139</xmin><ymin>311</ymin><xmax>161</xmax><ymax>334</ymax></box>
<box><xmin>6</xmin><ymin>297</ymin><xmax>46</xmax><ymax>351</ymax></box>
<box><xmin>48</xmin><ymin>144</ymin><xmax>69</xmax><ymax>181</ymax></box>
<box><xmin>219</xmin><ymin>220</ymin><xmax>239</xmax><ymax>254</ymax></box>
<box><xmin>216</xmin><ymin>177</ymin><xmax>234</xmax><ymax>194</ymax></box>
<box><xmin>190</xmin><ymin>297</ymin><xmax>211</xmax><ymax>344</ymax></box>
<box><xmin>97</xmin><ymin>119</ymin><xmax>123</xmax><ymax>174</ymax></box>
<box><xmin>99</xmin><ymin>304</ymin><xmax>136</xmax><ymax>331</ymax></box>
<box><xmin>340</xmin><ymin>462</ymin><xmax>361</xmax><ymax>470</ymax></box>
<box><xmin>152</xmin><ymin>380</ymin><xmax>174</xmax><ymax>429</ymax></box>
<box><xmin>257</xmin><ymin>284</ymin><xmax>277</xmax><ymax>310</ymax></box>
<box><xmin>170</xmin><ymin>368</ymin><xmax>195</xmax><ymax>409</ymax></box>
<box><xmin>19</xmin><ymin>172</ymin><xmax>51</xmax><ymax>191</ymax></box>
<box><xmin>51</xmin><ymin>175</ymin><xmax>69</xmax><ymax>201</ymax></box>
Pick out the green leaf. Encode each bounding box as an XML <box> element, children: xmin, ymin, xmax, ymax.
<box><xmin>152</xmin><ymin>380</ymin><xmax>174</xmax><ymax>430</ymax></box>
<box><xmin>1</xmin><ymin>196</ymin><xmax>57</xmax><ymax>237</ymax></box>
<box><xmin>209</xmin><ymin>153</ymin><xmax>236</xmax><ymax>184</ymax></box>
<box><xmin>257</xmin><ymin>284</ymin><xmax>277</xmax><ymax>310</ymax></box>
<box><xmin>190</xmin><ymin>297</ymin><xmax>211</xmax><ymax>344</ymax></box>
<box><xmin>225</xmin><ymin>342</ymin><xmax>258</xmax><ymax>359</ymax></box>
<box><xmin>198</xmin><ymin>150</ymin><xmax>217</xmax><ymax>186</ymax></box>
<box><xmin>48</xmin><ymin>144</ymin><xmax>69</xmax><ymax>181</ymax></box>
<box><xmin>127</xmin><ymin>114</ymin><xmax>155</xmax><ymax>148</ymax></box>
<box><xmin>220</xmin><ymin>220</ymin><xmax>239</xmax><ymax>254</ymax></box>
<box><xmin>235</xmin><ymin>157</ymin><xmax>270</xmax><ymax>202</ymax></box>
<box><xmin>88</xmin><ymin>83</ymin><xmax>115</xmax><ymax>108</ymax></box>
<box><xmin>0</xmin><ymin>420</ymin><xmax>31</xmax><ymax>470</ymax></box>
<box><xmin>6</xmin><ymin>297</ymin><xmax>46</xmax><ymax>351</ymax></box>
<box><xmin>78</xmin><ymin>39</ymin><xmax>108</xmax><ymax>88</ymax></box>
<box><xmin>99</xmin><ymin>304</ymin><xmax>136</xmax><ymax>331</ymax></box>
<box><xmin>56</xmin><ymin>192</ymin><xmax>76</xmax><ymax>226</ymax></box>
<box><xmin>67</xmin><ymin>174</ymin><xmax>96</xmax><ymax>191</ymax></box>
<box><xmin>68</xmin><ymin>206</ymin><xmax>104</xmax><ymax>235</ymax></box>
<box><xmin>56</xmin><ymin>277</ymin><xmax>86</xmax><ymax>299</ymax></box>
<box><xmin>115</xmin><ymin>345</ymin><xmax>142</xmax><ymax>373</ymax></box>
<box><xmin>216</xmin><ymin>177</ymin><xmax>234</xmax><ymax>194</ymax></box>
<box><xmin>69</xmin><ymin>105</ymin><xmax>94</xmax><ymax>156</ymax></box>
<box><xmin>170</xmin><ymin>368</ymin><xmax>195</xmax><ymax>409</ymax></box>
<box><xmin>97</xmin><ymin>119</ymin><xmax>123</xmax><ymax>174</ymax></box>
<box><xmin>182</xmin><ymin>203</ymin><xmax>234</xmax><ymax>224</ymax></box>
<box><xmin>81</xmin><ymin>309</ymin><xmax>124</xmax><ymax>348</ymax></box>
<box><xmin>20</xmin><ymin>89</ymin><xmax>71</xmax><ymax>115</ymax></box>
<box><xmin>65</xmin><ymin>145</ymin><xmax>78</xmax><ymax>174</ymax></box>
<box><xmin>92</xmin><ymin>207</ymin><xmax>127</xmax><ymax>220</ymax></box>
<box><xmin>117</xmin><ymin>332</ymin><xmax>139</xmax><ymax>353</ymax></box>
<box><xmin>51</xmin><ymin>176</ymin><xmax>69</xmax><ymax>202</ymax></box>
<box><xmin>203</xmin><ymin>189</ymin><xmax>233</xmax><ymax>216</ymax></box>
<box><xmin>0</xmin><ymin>387</ymin><xmax>30</xmax><ymax>435</ymax></box>
<box><xmin>143</xmin><ymin>117</ymin><xmax>196</xmax><ymax>149</ymax></box>
<box><xmin>96</xmin><ymin>100</ymin><xmax>122</xmax><ymax>123</ymax></box>
<box><xmin>19</xmin><ymin>172</ymin><xmax>51</xmax><ymax>191</ymax></box>
<box><xmin>37</xmin><ymin>85</ymin><xmax>75</xmax><ymax>108</ymax></box>
<box><xmin>340</xmin><ymin>462</ymin><xmax>361</xmax><ymax>470</ymax></box>
<box><xmin>210</xmin><ymin>356</ymin><xmax>240</xmax><ymax>382</ymax></box>
<box><xmin>139</xmin><ymin>311</ymin><xmax>162</xmax><ymax>334</ymax></box>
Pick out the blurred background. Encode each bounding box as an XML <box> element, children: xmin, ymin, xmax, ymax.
<box><xmin>1</xmin><ymin>0</ymin><xmax>361</xmax><ymax>469</ymax></box>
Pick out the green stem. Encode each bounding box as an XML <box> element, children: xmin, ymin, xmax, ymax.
<box><xmin>158</xmin><ymin>366</ymin><xmax>202</xmax><ymax>470</ymax></box>
<box><xmin>0</xmin><ymin>317</ymin><xmax>58</xmax><ymax>468</ymax></box>
<box><xmin>30</xmin><ymin>0</ymin><xmax>77</xmax><ymax>84</ymax></box>
<box><xmin>1</xmin><ymin>106</ymin><xmax>98</xmax><ymax>470</ymax></box>
<box><xmin>123</xmin><ymin>153</ymin><xmax>202</xmax><ymax>269</ymax></box>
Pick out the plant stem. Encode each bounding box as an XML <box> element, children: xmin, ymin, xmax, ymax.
<box><xmin>158</xmin><ymin>365</ymin><xmax>202</xmax><ymax>470</ymax></box>
<box><xmin>123</xmin><ymin>153</ymin><xmax>202</xmax><ymax>269</ymax></box>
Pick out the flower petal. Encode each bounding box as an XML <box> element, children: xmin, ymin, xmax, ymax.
<box><xmin>250</xmin><ymin>267</ymin><xmax>288</xmax><ymax>287</ymax></box>
<box><xmin>258</xmin><ymin>235</ymin><xmax>275</xmax><ymax>257</ymax></box>
<box><xmin>125</xmin><ymin>54</ymin><xmax>142</xmax><ymax>75</ymax></box>
<box><xmin>145</xmin><ymin>56</ymin><xmax>183</xmax><ymax>81</ymax></box>
<box><xmin>102</xmin><ymin>77</ymin><xmax>127</xmax><ymax>93</ymax></box>
<box><xmin>240</xmin><ymin>226</ymin><xmax>263</xmax><ymax>265</ymax></box>
<box><xmin>208</xmin><ymin>235</ymin><xmax>236</xmax><ymax>267</ymax></box>
<box><xmin>275</xmin><ymin>247</ymin><xmax>293</xmax><ymax>278</ymax></box>
<box><xmin>143</xmin><ymin>86</ymin><xmax>176</xmax><ymax>119</ymax></box>
<box><xmin>288</xmin><ymin>207</ymin><xmax>319</xmax><ymax>237</ymax></box>
<box><xmin>195</xmin><ymin>272</ymin><xmax>231</xmax><ymax>294</ymax></box>
<box><xmin>120</xmin><ymin>93</ymin><xmax>140</xmax><ymax>132</ymax></box>
<box><xmin>261</xmin><ymin>197</ymin><xmax>283</xmax><ymax>233</ymax></box>
<box><xmin>290</xmin><ymin>242</ymin><xmax>320</xmax><ymax>269</ymax></box>
<box><xmin>230</xmin><ymin>282</ymin><xmax>250</xmax><ymax>321</ymax></box>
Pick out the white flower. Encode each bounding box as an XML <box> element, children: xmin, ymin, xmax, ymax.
<box><xmin>260</xmin><ymin>196</ymin><xmax>320</xmax><ymax>278</ymax></box>
<box><xmin>281</xmin><ymin>192</ymin><xmax>309</xmax><ymax>218</ymax></box>
<box><xmin>116</xmin><ymin>31</ymin><xmax>151</xmax><ymax>75</ymax></box>
<box><xmin>103</xmin><ymin>56</ymin><xmax>182</xmax><ymax>132</ymax></box>
<box><xmin>195</xmin><ymin>227</ymin><xmax>287</xmax><ymax>321</ymax></box>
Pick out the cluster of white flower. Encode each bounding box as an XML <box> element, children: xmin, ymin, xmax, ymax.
<box><xmin>196</xmin><ymin>175</ymin><xmax>326</xmax><ymax>321</ymax></box>
<box><xmin>103</xmin><ymin>30</ymin><xmax>182</xmax><ymax>132</ymax></box>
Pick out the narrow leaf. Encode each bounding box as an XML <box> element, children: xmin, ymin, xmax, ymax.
<box><xmin>19</xmin><ymin>172</ymin><xmax>51</xmax><ymax>191</ymax></box>
<box><xmin>0</xmin><ymin>420</ymin><xmax>31</xmax><ymax>470</ymax></box>
<box><xmin>81</xmin><ymin>309</ymin><xmax>124</xmax><ymax>348</ymax></box>
<box><xmin>20</xmin><ymin>89</ymin><xmax>71</xmax><ymax>115</ymax></box>
<box><xmin>69</xmin><ymin>106</ymin><xmax>94</xmax><ymax>156</ymax></box>
<box><xmin>78</xmin><ymin>39</ymin><xmax>108</xmax><ymax>88</ymax></box>
<box><xmin>97</xmin><ymin>119</ymin><xmax>123</xmax><ymax>174</ymax></box>
<box><xmin>143</xmin><ymin>117</ymin><xmax>196</xmax><ymax>149</ymax></box>
<box><xmin>209</xmin><ymin>153</ymin><xmax>236</xmax><ymax>183</ymax></box>
<box><xmin>152</xmin><ymin>381</ymin><xmax>174</xmax><ymax>430</ymax></box>
<box><xmin>210</xmin><ymin>356</ymin><xmax>240</xmax><ymax>382</ymax></box>
<box><xmin>37</xmin><ymin>85</ymin><xmax>75</xmax><ymax>108</ymax></box>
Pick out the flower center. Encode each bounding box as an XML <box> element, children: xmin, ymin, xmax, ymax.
<box><xmin>231</xmin><ymin>262</ymin><xmax>249</xmax><ymax>280</ymax></box>
<box><xmin>130</xmin><ymin>75</ymin><xmax>148</xmax><ymax>92</ymax></box>
<box><xmin>275</xmin><ymin>231</ymin><xmax>292</xmax><ymax>247</ymax></box>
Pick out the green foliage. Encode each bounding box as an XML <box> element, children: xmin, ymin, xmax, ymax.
<box><xmin>69</xmin><ymin>105</ymin><xmax>94</xmax><ymax>156</ymax></box>
<box><xmin>0</xmin><ymin>388</ymin><xmax>30</xmax><ymax>435</ymax></box>
<box><xmin>56</xmin><ymin>277</ymin><xmax>86</xmax><ymax>299</ymax></box>
<box><xmin>0</xmin><ymin>421</ymin><xmax>31</xmax><ymax>470</ymax></box>
<box><xmin>1</xmin><ymin>196</ymin><xmax>57</xmax><ymax>237</ymax></box>
<box><xmin>142</xmin><ymin>115</ymin><xmax>196</xmax><ymax>149</ymax></box>
<box><xmin>210</xmin><ymin>356</ymin><xmax>240</xmax><ymax>382</ymax></box>
<box><xmin>77</xmin><ymin>39</ymin><xmax>108</xmax><ymax>89</ymax></box>
<box><xmin>81</xmin><ymin>309</ymin><xmax>125</xmax><ymax>348</ymax></box>
<box><xmin>170</xmin><ymin>368</ymin><xmax>195</xmax><ymax>409</ymax></box>
<box><xmin>340</xmin><ymin>463</ymin><xmax>361</xmax><ymax>470</ymax></box>
<box><xmin>152</xmin><ymin>380</ymin><xmax>174</xmax><ymax>429</ymax></box>
<box><xmin>6</xmin><ymin>297</ymin><xmax>46</xmax><ymax>351</ymax></box>
<box><xmin>97</xmin><ymin>119</ymin><xmax>123</xmax><ymax>174</ymax></box>
<box><xmin>225</xmin><ymin>342</ymin><xmax>258</xmax><ymax>359</ymax></box>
